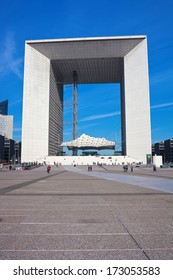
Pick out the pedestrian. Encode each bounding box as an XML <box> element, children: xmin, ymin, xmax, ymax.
<box><xmin>0</xmin><ymin>163</ymin><xmax>3</xmax><ymax>171</ymax></box>
<box><xmin>88</xmin><ymin>165</ymin><xmax>92</xmax><ymax>171</ymax></box>
<box><xmin>153</xmin><ymin>164</ymin><xmax>157</xmax><ymax>172</ymax></box>
<box><xmin>130</xmin><ymin>164</ymin><xmax>133</xmax><ymax>172</ymax></box>
<box><xmin>123</xmin><ymin>165</ymin><xmax>128</xmax><ymax>172</ymax></box>
<box><xmin>47</xmin><ymin>165</ymin><xmax>51</xmax><ymax>174</ymax></box>
<box><xmin>9</xmin><ymin>165</ymin><xmax>12</xmax><ymax>171</ymax></box>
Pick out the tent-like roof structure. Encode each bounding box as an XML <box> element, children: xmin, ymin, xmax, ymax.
<box><xmin>61</xmin><ymin>134</ymin><xmax>115</xmax><ymax>150</ymax></box>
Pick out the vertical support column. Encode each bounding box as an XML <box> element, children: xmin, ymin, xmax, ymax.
<box><xmin>121</xmin><ymin>39</ymin><xmax>151</xmax><ymax>163</ymax></box>
<box><xmin>120</xmin><ymin>62</ymin><xmax>126</xmax><ymax>156</ymax></box>
<box><xmin>22</xmin><ymin>43</ymin><xmax>50</xmax><ymax>162</ymax></box>
<box><xmin>49</xmin><ymin>63</ymin><xmax>63</xmax><ymax>156</ymax></box>
<box><xmin>72</xmin><ymin>71</ymin><xmax>78</xmax><ymax>156</ymax></box>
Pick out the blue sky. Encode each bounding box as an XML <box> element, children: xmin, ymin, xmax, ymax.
<box><xmin>0</xmin><ymin>0</ymin><xmax>173</xmax><ymax>152</ymax></box>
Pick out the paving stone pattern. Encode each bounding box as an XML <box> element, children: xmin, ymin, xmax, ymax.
<box><xmin>0</xmin><ymin>165</ymin><xmax>173</xmax><ymax>259</ymax></box>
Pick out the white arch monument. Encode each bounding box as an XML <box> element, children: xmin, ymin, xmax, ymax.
<box><xmin>22</xmin><ymin>36</ymin><xmax>151</xmax><ymax>163</ymax></box>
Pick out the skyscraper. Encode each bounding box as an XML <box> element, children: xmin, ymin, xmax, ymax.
<box><xmin>0</xmin><ymin>100</ymin><xmax>8</xmax><ymax>115</ymax></box>
<box><xmin>0</xmin><ymin>115</ymin><xmax>13</xmax><ymax>139</ymax></box>
<box><xmin>0</xmin><ymin>99</ymin><xmax>13</xmax><ymax>139</ymax></box>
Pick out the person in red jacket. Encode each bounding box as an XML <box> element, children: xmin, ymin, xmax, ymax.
<box><xmin>47</xmin><ymin>165</ymin><xmax>51</xmax><ymax>174</ymax></box>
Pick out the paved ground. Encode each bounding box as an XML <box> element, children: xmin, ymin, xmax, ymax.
<box><xmin>0</xmin><ymin>165</ymin><xmax>173</xmax><ymax>260</ymax></box>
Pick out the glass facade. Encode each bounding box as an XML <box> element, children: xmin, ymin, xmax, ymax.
<box><xmin>49</xmin><ymin>64</ymin><xmax>63</xmax><ymax>155</ymax></box>
<box><xmin>0</xmin><ymin>100</ymin><xmax>8</xmax><ymax>115</ymax></box>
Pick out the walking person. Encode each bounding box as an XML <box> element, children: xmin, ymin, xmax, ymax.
<box><xmin>153</xmin><ymin>164</ymin><xmax>157</xmax><ymax>172</ymax></box>
<box><xmin>47</xmin><ymin>165</ymin><xmax>51</xmax><ymax>174</ymax></box>
<box><xmin>130</xmin><ymin>164</ymin><xmax>133</xmax><ymax>172</ymax></box>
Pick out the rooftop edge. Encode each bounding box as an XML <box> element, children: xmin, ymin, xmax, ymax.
<box><xmin>26</xmin><ymin>35</ymin><xmax>146</xmax><ymax>44</ymax></box>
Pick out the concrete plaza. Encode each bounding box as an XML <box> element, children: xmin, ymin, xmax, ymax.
<box><xmin>0</xmin><ymin>165</ymin><xmax>173</xmax><ymax>260</ymax></box>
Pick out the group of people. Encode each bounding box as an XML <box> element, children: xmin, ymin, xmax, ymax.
<box><xmin>0</xmin><ymin>164</ymin><xmax>12</xmax><ymax>171</ymax></box>
<box><xmin>123</xmin><ymin>164</ymin><xmax>133</xmax><ymax>172</ymax></box>
<box><xmin>45</xmin><ymin>163</ymin><xmax>157</xmax><ymax>174</ymax></box>
<box><xmin>123</xmin><ymin>164</ymin><xmax>157</xmax><ymax>173</ymax></box>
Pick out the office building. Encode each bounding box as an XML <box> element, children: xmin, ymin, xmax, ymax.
<box><xmin>152</xmin><ymin>139</ymin><xmax>173</xmax><ymax>164</ymax></box>
<box><xmin>0</xmin><ymin>114</ymin><xmax>13</xmax><ymax>139</ymax></box>
<box><xmin>164</xmin><ymin>138</ymin><xmax>173</xmax><ymax>163</ymax></box>
<box><xmin>14</xmin><ymin>141</ymin><xmax>21</xmax><ymax>163</ymax></box>
<box><xmin>0</xmin><ymin>100</ymin><xmax>8</xmax><ymax>115</ymax></box>
<box><xmin>4</xmin><ymin>138</ymin><xmax>15</xmax><ymax>162</ymax></box>
<box><xmin>0</xmin><ymin>135</ymin><xmax>5</xmax><ymax>162</ymax></box>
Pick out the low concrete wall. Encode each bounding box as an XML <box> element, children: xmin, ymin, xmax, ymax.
<box><xmin>39</xmin><ymin>155</ymin><xmax>140</xmax><ymax>166</ymax></box>
<box><xmin>153</xmin><ymin>155</ymin><xmax>163</xmax><ymax>167</ymax></box>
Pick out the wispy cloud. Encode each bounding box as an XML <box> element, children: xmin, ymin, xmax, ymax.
<box><xmin>9</xmin><ymin>99</ymin><xmax>22</xmax><ymax>107</ymax></box>
<box><xmin>13</xmin><ymin>135</ymin><xmax>21</xmax><ymax>141</ymax></box>
<box><xmin>13</xmin><ymin>127</ymin><xmax>22</xmax><ymax>132</ymax></box>
<box><xmin>0</xmin><ymin>32</ymin><xmax>23</xmax><ymax>79</ymax></box>
<box><xmin>150</xmin><ymin>69</ymin><xmax>173</xmax><ymax>85</ymax></box>
<box><xmin>63</xmin><ymin>132</ymin><xmax>72</xmax><ymax>136</ymax></box>
<box><xmin>80</xmin><ymin>111</ymin><xmax>120</xmax><ymax>122</ymax></box>
<box><xmin>78</xmin><ymin>123</ymin><xmax>97</xmax><ymax>130</ymax></box>
<box><xmin>151</xmin><ymin>102</ymin><xmax>173</xmax><ymax>109</ymax></box>
<box><xmin>66</xmin><ymin>102</ymin><xmax>172</xmax><ymax>124</ymax></box>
